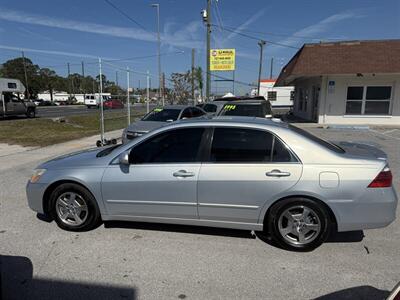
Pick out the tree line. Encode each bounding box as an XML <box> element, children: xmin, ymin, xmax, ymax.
<box><xmin>0</xmin><ymin>56</ymin><xmax>205</xmax><ymax>103</ymax></box>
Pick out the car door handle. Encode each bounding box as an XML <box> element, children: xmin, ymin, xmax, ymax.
<box><xmin>266</xmin><ymin>170</ymin><xmax>291</xmax><ymax>177</ymax></box>
<box><xmin>173</xmin><ymin>170</ymin><xmax>195</xmax><ymax>178</ymax></box>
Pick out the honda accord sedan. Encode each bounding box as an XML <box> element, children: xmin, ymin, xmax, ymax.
<box><xmin>26</xmin><ymin>117</ymin><xmax>397</xmax><ymax>251</ymax></box>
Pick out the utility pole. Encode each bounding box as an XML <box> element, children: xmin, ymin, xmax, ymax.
<box><xmin>257</xmin><ymin>40</ymin><xmax>266</xmax><ymax>96</ymax></box>
<box><xmin>191</xmin><ymin>48</ymin><xmax>195</xmax><ymax>105</ymax></box>
<box><xmin>116</xmin><ymin>71</ymin><xmax>119</xmax><ymax>87</ymax></box>
<box><xmin>146</xmin><ymin>70</ymin><xmax>150</xmax><ymax>113</ymax></box>
<box><xmin>270</xmin><ymin>57</ymin><xmax>274</xmax><ymax>79</ymax></box>
<box><xmin>81</xmin><ymin>61</ymin><xmax>85</xmax><ymax>97</ymax></box>
<box><xmin>98</xmin><ymin>58</ymin><xmax>105</xmax><ymax>145</ymax></box>
<box><xmin>21</xmin><ymin>51</ymin><xmax>30</xmax><ymax>99</ymax></box>
<box><xmin>127</xmin><ymin>67</ymin><xmax>131</xmax><ymax>125</ymax></box>
<box><xmin>204</xmin><ymin>0</ymin><xmax>211</xmax><ymax>102</ymax></box>
<box><xmin>67</xmin><ymin>62</ymin><xmax>72</xmax><ymax>99</ymax></box>
<box><xmin>151</xmin><ymin>3</ymin><xmax>163</xmax><ymax>106</ymax></box>
<box><xmin>162</xmin><ymin>72</ymin><xmax>166</xmax><ymax>102</ymax></box>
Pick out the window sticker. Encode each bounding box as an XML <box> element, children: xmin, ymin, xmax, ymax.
<box><xmin>224</xmin><ymin>104</ymin><xmax>236</xmax><ymax>111</ymax></box>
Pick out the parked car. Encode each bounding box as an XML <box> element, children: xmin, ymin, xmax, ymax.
<box><xmin>218</xmin><ymin>99</ymin><xmax>272</xmax><ymax>118</ymax></box>
<box><xmin>85</xmin><ymin>94</ymin><xmax>110</xmax><ymax>108</ymax></box>
<box><xmin>26</xmin><ymin>117</ymin><xmax>397</xmax><ymax>251</ymax></box>
<box><xmin>103</xmin><ymin>99</ymin><xmax>124</xmax><ymax>109</ymax></box>
<box><xmin>122</xmin><ymin>105</ymin><xmax>206</xmax><ymax>143</ymax></box>
<box><xmin>201</xmin><ymin>102</ymin><xmax>227</xmax><ymax>116</ymax></box>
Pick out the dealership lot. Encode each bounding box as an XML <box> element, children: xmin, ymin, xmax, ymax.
<box><xmin>0</xmin><ymin>126</ymin><xmax>399</xmax><ymax>300</ymax></box>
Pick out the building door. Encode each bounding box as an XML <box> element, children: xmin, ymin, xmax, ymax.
<box><xmin>311</xmin><ymin>86</ymin><xmax>320</xmax><ymax>122</ymax></box>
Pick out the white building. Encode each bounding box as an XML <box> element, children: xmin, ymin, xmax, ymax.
<box><xmin>275</xmin><ymin>39</ymin><xmax>400</xmax><ymax>125</ymax></box>
<box><xmin>37</xmin><ymin>92</ymin><xmax>111</xmax><ymax>104</ymax></box>
<box><xmin>251</xmin><ymin>79</ymin><xmax>294</xmax><ymax>110</ymax></box>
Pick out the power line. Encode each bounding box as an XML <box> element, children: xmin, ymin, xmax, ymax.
<box><xmin>221</xmin><ymin>25</ymin><xmax>342</xmax><ymax>41</ymax></box>
<box><xmin>104</xmin><ymin>0</ymin><xmax>151</xmax><ymax>33</ymax></box>
<box><xmin>211</xmin><ymin>25</ymin><xmax>301</xmax><ymax>49</ymax></box>
<box><xmin>41</xmin><ymin>51</ymin><xmax>184</xmax><ymax>69</ymax></box>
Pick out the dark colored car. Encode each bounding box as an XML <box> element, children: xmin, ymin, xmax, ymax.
<box><xmin>104</xmin><ymin>99</ymin><xmax>124</xmax><ymax>109</ymax></box>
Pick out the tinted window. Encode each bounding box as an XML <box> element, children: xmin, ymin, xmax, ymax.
<box><xmin>210</xmin><ymin>128</ymin><xmax>273</xmax><ymax>162</ymax></box>
<box><xmin>130</xmin><ymin>128</ymin><xmax>204</xmax><ymax>164</ymax></box>
<box><xmin>220</xmin><ymin>104</ymin><xmax>264</xmax><ymax>117</ymax></box>
<box><xmin>142</xmin><ymin>108</ymin><xmax>181</xmax><ymax>122</ymax></box>
<box><xmin>366</xmin><ymin>86</ymin><xmax>391</xmax><ymax>100</ymax></box>
<box><xmin>289</xmin><ymin>125</ymin><xmax>345</xmax><ymax>154</ymax></box>
<box><xmin>347</xmin><ymin>87</ymin><xmax>363</xmax><ymax>100</ymax></box>
<box><xmin>191</xmin><ymin>108</ymin><xmax>205</xmax><ymax>117</ymax></box>
<box><xmin>203</xmin><ymin>104</ymin><xmax>217</xmax><ymax>113</ymax></box>
<box><xmin>180</xmin><ymin>108</ymin><xmax>192</xmax><ymax>119</ymax></box>
<box><xmin>7</xmin><ymin>83</ymin><xmax>17</xmax><ymax>89</ymax></box>
<box><xmin>272</xmin><ymin>138</ymin><xmax>293</xmax><ymax>162</ymax></box>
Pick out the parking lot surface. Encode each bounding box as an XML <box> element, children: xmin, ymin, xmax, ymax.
<box><xmin>0</xmin><ymin>126</ymin><xmax>399</xmax><ymax>300</ymax></box>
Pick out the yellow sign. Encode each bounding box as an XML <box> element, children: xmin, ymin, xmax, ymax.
<box><xmin>210</xmin><ymin>49</ymin><xmax>235</xmax><ymax>71</ymax></box>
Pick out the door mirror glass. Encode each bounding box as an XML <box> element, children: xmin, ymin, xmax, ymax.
<box><xmin>119</xmin><ymin>151</ymin><xmax>130</xmax><ymax>165</ymax></box>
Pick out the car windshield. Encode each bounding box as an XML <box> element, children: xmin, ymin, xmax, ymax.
<box><xmin>142</xmin><ymin>108</ymin><xmax>181</xmax><ymax>122</ymax></box>
<box><xmin>289</xmin><ymin>125</ymin><xmax>345</xmax><ymax>153</ymax></box>
<box><xmin>219</xmin><ymin>103</ymin><xmax>265</xmax><ymax>117</ymax></box>
<box><xmin>203</xmin><ymin>104</ymin><xmax>218</xmax><ymax>113</ymax></box>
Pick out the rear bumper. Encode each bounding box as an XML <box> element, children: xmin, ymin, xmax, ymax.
<box><xmin>26</xmin><ymin>182</ymin><xmax>47</xmax><ymax>215</ymax></box>
<box><xmin>329</xmin><ymin>187</ymin><xmax>398</xmax><ymax>232</ymax></box>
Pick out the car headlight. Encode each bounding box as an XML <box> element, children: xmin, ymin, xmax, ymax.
<box><xmin>30</xmin><ymin>169</ymin><xmax>46</xmax><ymax>183</ymax></box>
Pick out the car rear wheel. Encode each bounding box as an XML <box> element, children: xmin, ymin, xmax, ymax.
<box><xmin>267</xmin><ymin>198</ymin><xmax>331</xmax><ymax>251</ymax></box>
<box><xmin>50</xmin><ymin>183</ymin><xmax>101</xmax><ymax>231</ymax></box>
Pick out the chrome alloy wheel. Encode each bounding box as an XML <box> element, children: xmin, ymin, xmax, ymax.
<box><xmin>278</xmin><ymin>205</ymin><xmax>321</xmax><ymax>245</ymax></box>
<box><xmin>55</xmin><ymin>192</ymin><xmax>88</xmax><ymax>226</ymax></box>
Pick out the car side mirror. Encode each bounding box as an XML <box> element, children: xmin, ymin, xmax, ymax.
<box><xmin>119</xmin><ymin>151</ymin><xmax>130</xmax><ymax>165</ymax></box>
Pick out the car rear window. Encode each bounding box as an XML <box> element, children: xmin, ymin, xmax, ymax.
<box><xmin>289</xmin><ymin>125</ymin><xmax>345</xmax><ymax>154</ymax></box>
<box><xmin>142</xmin><ymin>108</ymin><xmax>181</xmax><ymax>122</ymax></box>
<box><xmin>203</xmin><ymin>104</ymin><xmax>218</xmax><ymax>113</ymax></box>
<box><xmin>219</xmin><ymin>104</ymin><xmax>264</xmax><ymax>117</ymax></box>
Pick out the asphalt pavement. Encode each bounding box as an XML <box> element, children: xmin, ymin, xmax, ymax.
<box><xmin>0</xmin><ymin>126</ymin><xmax>399</xmax><ymax>300</ymax></box>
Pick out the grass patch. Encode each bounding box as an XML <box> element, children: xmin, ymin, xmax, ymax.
<box><xmin>0</xmin><ymin>111</ymin><xmax>144</xmax><ymax>147</ymax></box>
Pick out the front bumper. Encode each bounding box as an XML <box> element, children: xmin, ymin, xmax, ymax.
<box><xmin>26</xmin><ymin>182</ymin><xmax>48</xmax><ymax>215</ymax></box>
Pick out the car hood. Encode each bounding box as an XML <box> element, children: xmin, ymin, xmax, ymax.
<box><xmin>38</xmin><ymin>147</ymin><xmax>108</xmax><ymax>169</ymax></box>
<box><xmin>334</xmin><ymin>141</ymin><xmax>388</xmax><ymax>160</ymax></box>
<box><xmin>126</xmin><ymin>120</ymin><xmax>167</xmax><ymax>133</ymax></box>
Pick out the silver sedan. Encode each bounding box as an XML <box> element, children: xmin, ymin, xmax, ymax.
<box><xmin>26</xmin><ymin>117</ymin><xmax>398</xmax><ymax>251</ymax></box>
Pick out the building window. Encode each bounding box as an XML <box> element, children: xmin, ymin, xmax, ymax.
<box><xmin>345</xmin><ymin>86</ymin><xmax>391</xmax><ymax>115</ymax></box>
<box><xmin>267</xmin><ymin>91</ymin><xmax>277</xmax><ymax>101</ymax></box>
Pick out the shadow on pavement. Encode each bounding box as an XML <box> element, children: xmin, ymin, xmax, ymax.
<box><xmin>104</xmin><ymin>221</ymin><xmax>256</xmax><ymax>239</ymax></box>
<box><xmin>255</xmin><ymin>230</ymin><xmax>365</xmax><ymax>252</ymax></box>
<box><xmin>314</xmin><ymin>285</ymin><xmax>390</xmax><ymax>300</ymax></box>
<box><xmin>0</xmin><ymin>255</ymin><xmax>136</xmax><ymax>300</ymax></box>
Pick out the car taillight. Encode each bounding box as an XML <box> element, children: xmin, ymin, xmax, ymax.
<box><xmin>368</xmin><ymin>166</ymin><xmax>392</xmax><ymax>188</ymax></box>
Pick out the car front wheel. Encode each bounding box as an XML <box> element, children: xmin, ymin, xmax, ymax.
<box><xmin>267</xmin><ymin>198</ymin><xmax>332</xmax><ymax>251</ymax></box>
<box><xmin>26</xmin><ymin>109</ymin><xmax>36</xmax><ymax>118</ymax></box>
<box><xmin>50</xmin><ymin>183</ymin><xmax>101</xmax><ymax>231</ymax></box>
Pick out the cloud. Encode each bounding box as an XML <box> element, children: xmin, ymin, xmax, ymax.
<box><xmin>223</xmin><ymin>9</ymin><xmax>265</xmax><ymax>43</ymax></box>
<box><xmin>0</xmin><ymin>8</ymin><xmax>203</xmax><ymax>49</ymax></box>
<box><xmin>0</xmin><ymin>44</ymin><xmax>112</xmax><ymax>59</ymax></box>
<box><xmin>271</xmin><ymin>10</ymin><xmax>366</xmax><ymax>51</ymax></box>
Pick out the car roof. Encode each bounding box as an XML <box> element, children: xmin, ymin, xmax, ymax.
<box><xmin>159</xmin><ymin>105</ymin><xmax>194</xmax><ymax>110</ymax></box>
<box><xmin>175</xmin><ymin>116</ymin><xmax>288</xmax><ymax>129</ymax></box>
<box><xmin>222</xmin><ymin>100</ymin><xmax>265</xmax><ymax>104</ymax></box>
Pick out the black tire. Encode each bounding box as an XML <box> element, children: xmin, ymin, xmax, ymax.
<box><xmin>267</xmin><ymin>197</ymin><xmax>332</xmax><ymax>251</ymax></box>
<box><xmin>49</xmin><ymin>183</ymin><xmax>101</xmax><ymax>231</ymax></box>
<box><xmin>26</xmin><ymin>109</ymin><xmax>36</xmax><ymax>118</ymax></box>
